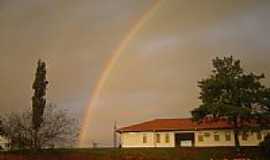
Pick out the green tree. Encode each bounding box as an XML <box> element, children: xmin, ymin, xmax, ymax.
<box><xmin>191</xmin><ymin>56</ymin><xmax>270</xmax><ymax>151</ymax></box>
<box><xmin>260</xmin><ymin>134</ymin><xmax>270</xmax><ymax>157</ymax></box>
<box><xmin>32</xmin><ymin>60</ymin><xmax>48</xmax><ymax>149</ymax></box>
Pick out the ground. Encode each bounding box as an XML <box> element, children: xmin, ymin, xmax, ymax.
<box><xmin>0</xmin><ymin>147</ymin><xmax>266</xmax><ymax>160</ymax></box>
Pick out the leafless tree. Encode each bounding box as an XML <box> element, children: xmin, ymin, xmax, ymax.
<box><xmin>0</xmin><ymin>111</ymin><xmax>32</xmax><ymax>150</ymax></box>
<box><xmin>0</xmin><ymin>104</ymin><xmax>79</xmax><ymax>150</ymax></box>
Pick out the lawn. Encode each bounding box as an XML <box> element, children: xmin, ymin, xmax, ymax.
<box><xmin>0</xmin><ymin>147</ymin><xmax>266</xmax><ymax>160</ymax></box>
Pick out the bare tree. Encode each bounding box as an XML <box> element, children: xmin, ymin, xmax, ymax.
<box><xmin>0</xmin><ymin>111</ymin><xmax>32</xmax><ymax>150</ymax></box>
<box><xmin>1</xmin><ymin>104</ymin><xmax>78</xmax><ymax>150</ymax></box>
<box><xmin>37</xmin><ymin>104</ymin><xmax>79</xmax><ymax>148</ymax></box>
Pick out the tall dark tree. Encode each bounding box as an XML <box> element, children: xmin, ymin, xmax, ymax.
<box><xmin>191</xmin><ymin>56</ymin><xmax>270</xmax><ymax>151</ymax></box>
<box><xmin>32</xmin><ymin>60</ymin><xmax>48</xmax><ymax>149</ymax></box>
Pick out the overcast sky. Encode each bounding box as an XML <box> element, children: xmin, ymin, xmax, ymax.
<box><xmin>1</xmin><ymin>0</ymin><xmax>270</xmax><ymax>147</ymax></box>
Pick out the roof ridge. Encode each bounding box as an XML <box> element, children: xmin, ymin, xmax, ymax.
<box><xmin>116</xmin><ymin>119</ymin><xmax>157</xmax><ymax>130</ymax></box>
<box><xmin>154</xmin><ymin>118</ymin><xmax>191</xmax><ymax>120</ymax></box>
<box><xmin>116</xmin><ymin>117</ymin><xmax>234</xmax><ymax>133</ymax></box>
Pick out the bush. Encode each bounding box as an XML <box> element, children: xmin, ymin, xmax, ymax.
<box><xmin>260</xmin><ymin>134</ymin><xmax>270</xmax><ymax>157</ymax></box>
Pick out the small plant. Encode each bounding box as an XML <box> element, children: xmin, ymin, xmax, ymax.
<box><xmin>260</xmin><ymin>134</ymin><xmax>270</xmax><ymax>157</ymax></box>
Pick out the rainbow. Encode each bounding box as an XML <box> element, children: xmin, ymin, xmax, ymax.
<box><xmin>78</xmin><ymin>0</ymin><xmax>162</xmax><ymax>147</ymax></box>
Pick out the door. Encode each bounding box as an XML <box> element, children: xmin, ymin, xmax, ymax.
<box><xmin>175</xmin><ymin>133</ymin><xmax>194</xmax><ymax>147</ymax></box>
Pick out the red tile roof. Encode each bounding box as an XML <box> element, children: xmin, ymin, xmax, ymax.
<box><xmin>116</xmin><ymin>118</ymin><xmax>233</xmax><ymax>132</ymax></box>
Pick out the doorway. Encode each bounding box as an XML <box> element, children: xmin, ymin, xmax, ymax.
<box><xmin>175</xmin><ymin>133</ymin><xmax>194</xmax><ymax>147</ymax></box>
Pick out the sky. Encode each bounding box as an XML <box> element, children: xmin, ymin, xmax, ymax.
<box><xmin>1</xmin><ymin>0</ymin><xmax>270</xmax><ymax>147</ymax></box>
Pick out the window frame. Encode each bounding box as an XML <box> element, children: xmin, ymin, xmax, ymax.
<box><xmin>257</xmin><ymin>132</ymin><xmax>262</xmax><ymax>140</ymax></box>
<box><xmin>165</xmin><ymin>133</ymin><xmax>170</xmax><ymax>143</ymax></box>
<box><xmin>142</xmin><ymin>134</ymin><xmax>147</xmax><ymax>144</ymax></box>
<box><xmin>225</xmin><ymin>132</ymin><xmax>231</xmax><ymax>141</ymax></box>
<box><xmin>214</xmin><ymin>134</ymin><xmax>220</xmax><ymax>141</ymax></box>
<box><xmin>242</xmin><ymin>132</ymin><xmax>248</xmax><ymax>141</ymax></box>
<box><xmin>198</xmin><ymin>135</ymin><xmax>204</xmax><ymax>142</ymax></box>
<box><xmin>156</xmin><ymin>133</ymin><xmax>161</xmax><ymax>143</ymax></box>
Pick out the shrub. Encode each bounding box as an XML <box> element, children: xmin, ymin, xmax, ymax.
<box><xmin>260</xmin><ymin>134</ymin><xmax>270</xmax><ymax>157</ymax></box>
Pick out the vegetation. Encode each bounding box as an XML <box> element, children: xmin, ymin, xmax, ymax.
<box><xmin>191</xmin><ymin>56</ymin><xmax>270</xmax><ymax>151</ymax></box>
<box><xmin>32</xmin><ymin>60</ymin><xmax>49</xmax><ymax>149</ymax></box>
<box><xmin>0</xmin><ymin>104</ymin><xmax>78</xmax><ymax>150</ymax></box>
<box><xmin>0</xmin><ymin>119</ymin><xmax>3</xmax><ymax>135</ymax></box>
<box><xmin>0</xmin><ymin>147</ymin><xmax>266</xmax><ymax>160</ymax></box>
<box><xmin>260</xmin><ymin>134</ymin><xmax>270</xmax><ymax>157</ymax></box>
<box><xmin>0</xmin><ymin>60</ymin><xmax>78</xmax><ymax>150</ymax></box>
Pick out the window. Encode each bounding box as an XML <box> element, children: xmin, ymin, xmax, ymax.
<box><xmin>198</xmin><ymin>135</ymin><xmax>204</xmax><ymax>142</ymax></box>
<box><xmin>156</xmin><ymin>133</ymin><xmax>161</xmax><ymax>143</ymax></box>
<box><xmin>204</xmin><ymin>132</ymin><xmax>210</xmax><ymax>137</ymax></box>
<box><xmin>143</xmin><ymin>134</ymin><xmax>147</xmax><ymax>143</ymax></box>
<box><xmin>242</xmin><ymin>132</ymin><xmax>248</xmax><ymax>141</ymax></box>
<box><xmin>165</xmin><ymin>133</ymin><xmax>170</xmax><ymax>143</ymax></box>
<box><xmin>214</xmin><ymin>134</ymin><xmax>220</xmax><ymax>141</ymax></box>
<box><xmin>257</xmin><ymin>132</ymin><xmax>262</xmax><ymax>140</ymax></box>
<box><xmin>225</xmin><ymin>132</ymin><xmax>231</xmax><ymax>141</ymax></box>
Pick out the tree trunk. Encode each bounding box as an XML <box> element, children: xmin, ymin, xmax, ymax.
<box><xmin>33</xmin><ymin>128</ymin><xmax>39</xmax><ymax>150</ymax></box>
<box><xmin>233</xmin><ymin>117</ymin><xmax>241</xmax><ymax>152</ymax></box>
<box><xmin>233</xmin><ymin>128</ymin><xmax>240</xmax><ymax>152</ymax></box>
<box><xmin>33</xmin><ymin>130</ymin><xmax>37</xmax><ymax>149</ymax></box>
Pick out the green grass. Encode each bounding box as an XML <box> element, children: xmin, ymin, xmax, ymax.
<box><xmin>0</xmin><ymin>147</ymin><xmax>267</xmax><ymax>160</ymax></box>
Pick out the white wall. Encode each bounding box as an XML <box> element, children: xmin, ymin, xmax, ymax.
<box><xmin>239</xmin><ymin>130</ymin><xmax>270</xmax><ymax>146</ymax></box>
<box><xmin>0</xmin><ymin>136</ymin><xmax>9</xmax><ymax>151</ymax></box>
<box><xmin>195</xmin><ymin>129</ymin><xmax>270</xmax><ymax>147</ymax></box>
<box><xmin>195</xmin><ymin>130</ymin><xmax>235</xmax><ymax>147</ymax></box>
<box><xmin>120</xmin><ymin>129</ymin><xmax>270</xmax><ymax>148</ymax></box>
<box><xmin>121</xmin><ymin>132</ymin><xmax>175</xmax><ymax>148</ymax></box>
<box><xmin>155</xmin><ymin>132</ymin><xmax>175</xmax><ymax>148</ymax></box>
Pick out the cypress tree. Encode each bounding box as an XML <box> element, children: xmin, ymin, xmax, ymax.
<box><xmin>32</xmin><ymin>60</ymin><xmax>48</xmax><ymax>149</ymax></box>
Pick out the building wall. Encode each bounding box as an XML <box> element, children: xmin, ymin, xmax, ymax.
<box><xmin>195</xmin><ymin>129</ymin><xmax>270</xmax><ymax>147</ymax></box>
<box><xmin>195</xmin><ymin>130</ymin><xmax>235</xmax><ymax>147</ymax></box>
<box><xmin>239</xmin><ymin>130</ymin><xmax>270</xmax><ymax>146</ymax></box>
<box><xmin>120</xmin><ymin>129</ymin><xmax>270</xmax><ymax>148</ymax></box>
<box><xmin>121</xmin><ymin>132</ymin><xmax>175</xmax><ymax>148</ymax></box>
<box><xmin>0</xmin><ymin>136</ymin><xmax>9</xmax><ymax>151</ymax></box>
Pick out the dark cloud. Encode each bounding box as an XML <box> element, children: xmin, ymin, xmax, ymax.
<box><xmin>1</xmin><ymin>0</ymin><xmax>270</xmax><ymax>147</ymax></box>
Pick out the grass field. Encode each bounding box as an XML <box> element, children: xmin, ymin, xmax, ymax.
<box><xmin>0</xmin><ymin>147</ymin><xmax>266</xmax><ymax>160</ymax></box>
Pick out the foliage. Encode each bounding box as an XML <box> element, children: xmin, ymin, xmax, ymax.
<box><xmin>0</xmin><ymin>105</ymin><xmax>78</xmax><ymax>150</ymax></box>
<box><xmin>0</xmin><ymin>60</ymin><xmax>78</xmax><ymax>150</ymax></box>
<box><xmin>32</xmin><ymin>60</ymin><xmax>48</xmax><ymax>130</ymax></box>
<box><xmin>0</xmin><ymin>118</ymin><xmax>4</xmax><ymax>135</ymax></box>
<box><xmin>191</xmin><ymin>56</ymin><xmax>270</xmax><ymax>150</ymax></box>
<box><xmin>260</xmin><ymin>134</ymin><xmax>270</xmax><ymax>157</ymax></box>
<box><xmin>32</xmin><ymin>60</ymin><xmax>49</xmax><ymax>149</ymax></box>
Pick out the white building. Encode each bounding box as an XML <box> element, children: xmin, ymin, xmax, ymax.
<box><xmin>0</xmin><ymin>135</ymin><xmax>9</xmax><ymax>151</ymax></box>
<box><xmin>116</xmin><ymin>118</ymin><xmax>270</xmax><ymax>148</ymax></box>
